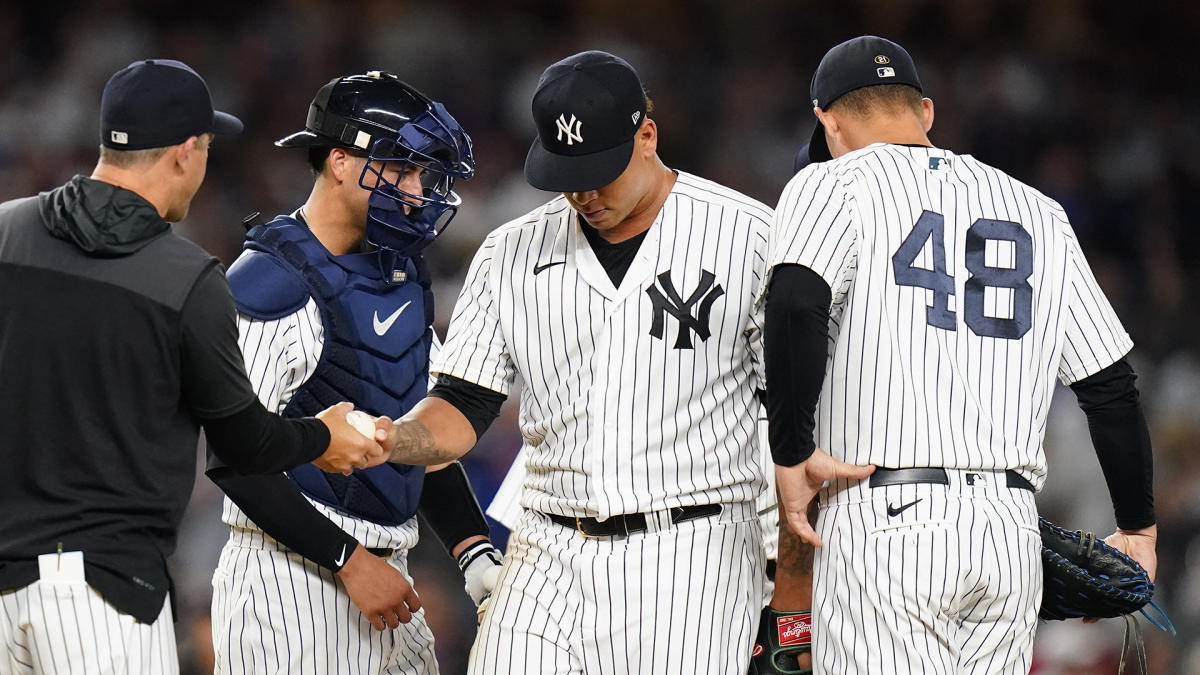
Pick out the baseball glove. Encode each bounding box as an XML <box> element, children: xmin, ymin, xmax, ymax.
<box><xmin>1038</xmin><ymin>517</ymin><xmax>1155</xmax><ymax>622</ymax></box>
<box><xmin>748</xmin><ymin>608</ymin><xmax>812</xmax><ymax>675</ymax></box>
<box><xmin>1039</xmin><ymin>518</ymin><xmax>1176</xmax><ymax>674</ymax></box>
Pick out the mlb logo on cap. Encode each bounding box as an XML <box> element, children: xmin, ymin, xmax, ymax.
<box><xmin>100</xmin><ymin>58</ymin><xmax>243</xmax><ymax>150</ymax></box>
<box><xmin>806</xmin><ymin>35</ymin><xmax>924</xmax><ymax>162</ymax></box>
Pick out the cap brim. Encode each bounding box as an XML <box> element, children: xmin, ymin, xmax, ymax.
<box><xmin>524</xmin><ymin>136</ymin><xmax>635</xmax><ymax>193</ymax></box>
<box><xmin>808</xmin><ymin>122</ymin><xmax>832</xmax><ymax>163</ymax></box>
<box><xmin>212</xmin><ymin>110</ymin><xmax>243</xmax><ymax>136</ymax></box>
<box><xmin>274</xmin><ymin>130</ymin><xmax>323</xmax><ymax>148</ymax></box>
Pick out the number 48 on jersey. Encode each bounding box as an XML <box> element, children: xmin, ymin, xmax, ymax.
<box><xmin>892</xmin><ymin>209</ymin><xmax>1033</xmax><ymax>340</ymax></box>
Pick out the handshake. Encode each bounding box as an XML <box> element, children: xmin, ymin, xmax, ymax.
<box><xmin>311</xmin><ymin>403</ymin><xmax>393</xmax><ymax>475</ymax></box>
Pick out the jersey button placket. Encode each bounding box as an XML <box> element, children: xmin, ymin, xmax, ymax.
<box><xmin>587</xmin><ymin>314</ymin><xmax>614</xmax><ymax>518</ymax></box>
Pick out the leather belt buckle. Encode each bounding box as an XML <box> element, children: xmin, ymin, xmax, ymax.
<box><xmin>575</xmin><ymin>516</ymin><xmax>597</xmax><ymax>539</ymax></box>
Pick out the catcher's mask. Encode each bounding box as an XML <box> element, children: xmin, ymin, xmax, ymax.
<box><xmin>277</xmin><ymin>71</ymin><xmax>474</xmax><ymax>258</ymax></box>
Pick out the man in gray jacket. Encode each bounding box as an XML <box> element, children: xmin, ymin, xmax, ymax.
<box><xmin>0</xmin><ymin>59</ymin><xmax>383</xmax><ymax>674</ymax></box>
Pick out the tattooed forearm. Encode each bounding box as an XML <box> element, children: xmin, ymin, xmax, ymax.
<box><xmin>770</xmin><ymin>500</ymin><xmax>818</xmax><ymax>609</ymax></box>
<box><xmin>777</xmin><ymin>518</ymin><xmax>814</xmax><ymax>574</ymax></box>
<box><xmin>386</xmin><ymin>418</ymin><xmax>458</xmax><ymax>465</ymax></box>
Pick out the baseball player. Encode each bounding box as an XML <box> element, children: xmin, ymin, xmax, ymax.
<box><xmin>368</xmin><ymin>50</ymin><xmax>774</xmax><ymax>673</ymax></box>
<box><xmin>206</xmin><ymin>72</ymin><xmax>501</xmax><ymax>674</ymax></box>
<box><xmin>765</xmin><ymin>36</ymin><xmax>1157</xmax><ymax>674</ymax></box>
<box><xmin>0</xmin><ymin>59</ymin><xmax>381</xmax><ymax>675</ymax></box>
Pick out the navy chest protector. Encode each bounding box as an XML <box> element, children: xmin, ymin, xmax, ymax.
<box><xmin>228</xmin><ymin>216</ymin><xmax>434</xmax><ymax>525</ymax></box>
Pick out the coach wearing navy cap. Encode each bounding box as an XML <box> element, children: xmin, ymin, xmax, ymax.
<box><xmin>0</xmin><ymin>59</ymin><xmax>385</xmax><ymax>671</ymax></box>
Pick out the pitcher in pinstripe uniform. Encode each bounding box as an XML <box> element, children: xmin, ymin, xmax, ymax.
<box><xmin>206</xmin><ymin>72</ymin><xmax>503</xmax><ymax>675</ymax></box>
<box><xmin>362</xmin><ymin>50</ymin><xmax>795</xmax><ymax>674</ymax></box>
<box><xmin>764</xmin><ymin>36</ymin><xmax>1158</xmax><ymax>674</ymax></box>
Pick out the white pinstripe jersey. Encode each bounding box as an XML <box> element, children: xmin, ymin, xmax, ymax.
<box><xmin>767</xmin><ymin>143</ymin><xmax>1132</xmax><ymax>486</ymax></box>
<box><xmin>220</xmin><ymin>298</ymin><xmax>436</xmax><ymax>551</ymax></box>
<box><xmin>435</xmin><ymin>171</ymin><xmax>771</xmax><ymax>520</ymax></box>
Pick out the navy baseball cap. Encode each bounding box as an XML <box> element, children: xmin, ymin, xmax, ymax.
<box><xmin>100</xmin><ymin>59</ymin><xmax>243</xmax><ymax>150</ymax></box>
<box><xmin>524</xmin><ymin>51</ymin><xmax>648</xmax><ymax>192</ymax></box>
<box><xmin>807</xmin><ymin>36</ymin><xmax>922</xmax><ymax>162</ymax></box>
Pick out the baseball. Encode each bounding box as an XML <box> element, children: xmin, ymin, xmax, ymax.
<box><xmin>345</xmin><ymin>410</ymin><xmax>377</xmax><ymax>439</ymax></box>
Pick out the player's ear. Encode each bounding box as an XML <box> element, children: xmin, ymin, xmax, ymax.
<box><xmin>921</xmin><ymin>98</ymin><xmax>934</xmax><ymax>133</ymax></box>
<box><xmin>814</xmin><ymin>107</ymin><xmax>840</xmax><ymax>138</ymax></box>
<box><xmin>171</xmin><ymin>136</ymin><xmax>199</xmax><ymax>175</ymax></box>
<box><xmin>327</xmin><ymin>147</ymin><xmax>349</xmax><ymax>183</ymax></box>
<box><xmin>636</xmin><ymin>117</ymin><xmax>657</xmax><ymax>158</ymax></box>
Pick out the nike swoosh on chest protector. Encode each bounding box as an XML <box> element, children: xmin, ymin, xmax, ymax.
<box><xmin>373</xmin><ymin>300</ymin><xmax>413</xmax><ymax>336</ymax></box>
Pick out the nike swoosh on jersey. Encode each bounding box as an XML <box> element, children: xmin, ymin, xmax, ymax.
<box><xmin>373</xmin><ymin>301</ymin><xmax>413</xmax><ymax>336</ymax></box>
<box><xmin>334</xmin><ymin>544</ymin><xmax>347</xmax><ymax>567</ymax></box>
<box><xmin>886</xmin><ymin>498</ymin><xmax>922</xmax><ymax>517</ymax></box>
<box><xmin>533</xmin><ymin>260</ymin><xmax>566</xmax><ymax>275</ymax></box>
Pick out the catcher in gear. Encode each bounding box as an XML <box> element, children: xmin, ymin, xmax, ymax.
<box><xmin>207</xmin><ymin>71</ymin><xmax>500</xmax><ymax>674</ymax></box>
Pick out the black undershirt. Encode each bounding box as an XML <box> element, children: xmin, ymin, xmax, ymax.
<box><xmin>579</xmin><ymin>215</ymin><xmax>649</xmax><ymax>286</ymax></box>
<box><xmin>764</xmin><ymin>263</ymin><xmax>1155</xmax><ymax>529</ymax></box>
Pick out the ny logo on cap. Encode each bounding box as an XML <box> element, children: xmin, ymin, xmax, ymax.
<box><xmin>556</xmin><ymin>113</ymin><xmax>583</xmax><ymax>145</ymax></box>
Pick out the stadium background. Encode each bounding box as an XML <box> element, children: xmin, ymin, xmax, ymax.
<box><xmin>0</xmin><ymin>1</ymin><xmax>1196</xmax><ymax>672</ymax></box>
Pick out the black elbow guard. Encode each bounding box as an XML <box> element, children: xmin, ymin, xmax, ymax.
<box><xmin>418</xmin><ymin>461</ymin><xmax>490</xmax><ymax>553</ymax></box>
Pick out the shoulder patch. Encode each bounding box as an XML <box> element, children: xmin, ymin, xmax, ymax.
<box><xmin>226</xmin><ymin>249</ymin><xmax>312</xmax><ymax>320</ymax></box>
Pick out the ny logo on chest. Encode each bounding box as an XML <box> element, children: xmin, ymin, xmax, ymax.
<box><xmin>645</xmin><ymin>269</ymin><xmax>724</xmax><ymax>349</ymax></box>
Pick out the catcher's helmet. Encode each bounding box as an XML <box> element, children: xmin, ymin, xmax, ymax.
<box><xmin>277</xmin><ymin>71</ymin><xmax>474</xmax><ymax>257</ymax></box>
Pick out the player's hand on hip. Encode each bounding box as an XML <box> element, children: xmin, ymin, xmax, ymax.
<box><xmin>775</xmin><ymin>448</ymin><xmax>874</xmax><ymax>548</ymax></box>
<box><xmin>1104</xmin><ymin>524</ymin><xmax>1158</xmax><ymax>582</ymax></box>
<box><xmin>313</xmin><ymin>402</ymin><xmax>387</xmax><ymax>475</ymax></box>
<box><xmin>337</xmin><ymin>544</ymin><xmax>422</xmax><ymax>630</ymax></box>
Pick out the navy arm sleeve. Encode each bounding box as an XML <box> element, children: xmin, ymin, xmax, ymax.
<box><xmin>202</xmin><ymin>401</ymin><xmax>330</xmax><ymax>476</ymax></box>
<box><xmin>764</xmin><ymin>264</ymin><xmax>832</xmax><ymax>467</ymax></box>
<box><xmin>181</xmin><ymin>267</ymin><xmax>328</xmax><ymax>473</ymax></box>
<box><xmin>206</xmin><ymin>464</ymin><xmax>359</xmax><ymax>572</ymax></box>
<box><xmin>418</xmin><ymin>462</ymin><xmax>491</xmax><ymax>555</ymax></box>
<box><xmin>1069</xmin><ymin>358</ymin><xmax>1155</xmax><ymax>530</ymax></box>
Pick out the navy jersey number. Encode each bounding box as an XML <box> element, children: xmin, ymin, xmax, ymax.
<box><xmin>892</xmin><ymin>210</ymin><xmax>1033</xmax><ymax>339</ymax></box>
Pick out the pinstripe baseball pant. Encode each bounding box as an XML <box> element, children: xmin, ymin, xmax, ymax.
<box><xmin>469</xmin><ymin>504</ymin><xmax>764</xmax><ymax>675</ymax></box>
<box><xmin>813</xmin><ymin>470</ymin><xmax>1042</xmax><ymax>674</ymax></box>
<box><xmin>211</xmin><ymin>533</ymin><xmax>437</xmax><ymax>675</ymax></box>
<box><xmin>0</xmin><ymin>581</ymin><xmax>175</xmax><ymax>674</ymax></box>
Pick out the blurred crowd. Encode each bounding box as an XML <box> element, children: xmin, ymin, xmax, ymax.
<box><xmin>1</xmin><ymin>0</ymin><xmax>1196</xmax><ymax>673</ymax></box>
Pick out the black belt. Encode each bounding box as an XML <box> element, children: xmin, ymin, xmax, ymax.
<box><xmin>869</xmin><ymin>467</ymin><xmax>1034</xmax><ymax>492</ymax></box>
<box><xmin>543</xmin><ymin>504</ymin><xmax>723</xmax><ymax>538</ymax></box>
<box><xmin>366</xmin><ymin>547</ymin><xmax>397</xmax><ymax>558</ymax></box>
